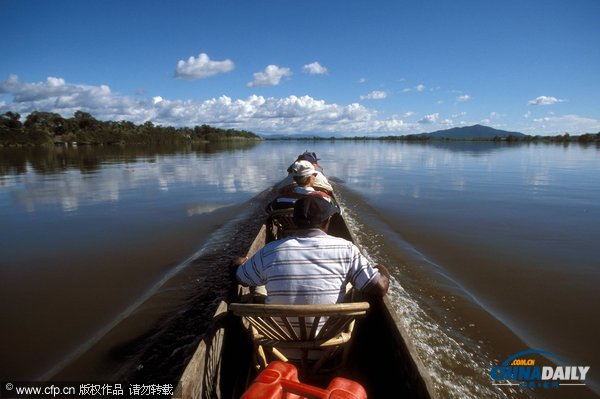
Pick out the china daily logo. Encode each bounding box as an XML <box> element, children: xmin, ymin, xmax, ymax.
<box><xmin>490</xmin><ymin>350</ymin><xmax>590</xmax><ymax>390</ymax></box>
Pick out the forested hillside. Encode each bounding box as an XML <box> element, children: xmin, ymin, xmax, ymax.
<box><xmin>0</xmin><ymin>111</ymin><xmax>260</xmax><ymax>146</ymax></box>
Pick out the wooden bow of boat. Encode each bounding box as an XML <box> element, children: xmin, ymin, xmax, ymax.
<box><xmin>175</xmin><ymin>189</ymin><xmax>436</xmax><ymax>399</ymax></box>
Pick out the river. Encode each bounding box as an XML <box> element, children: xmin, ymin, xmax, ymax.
<box><xmin>1</xmin><ymin>140</ymin><xmax>598</xmax><ymax>398</ymax></box>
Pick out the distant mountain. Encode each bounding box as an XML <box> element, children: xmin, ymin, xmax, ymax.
<box><xmin>260</xmin><ymin>124</ymin><xmax>525</xmax><ymax>140</ymax></box>
<box><xmin>424</xmin><ymin>124</ymin><xmax>525</xmax><ymax>139</ymax></box>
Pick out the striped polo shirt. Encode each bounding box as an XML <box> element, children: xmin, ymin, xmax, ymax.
<box><xmin>236</xmin><ymin>229</ymin><xmax>380</xmax><ymax>305</ymax></box>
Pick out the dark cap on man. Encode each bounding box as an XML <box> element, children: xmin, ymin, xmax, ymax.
<box><xmin>300</xmin><ymin>151</ymin><xmax>319</xmax><ymax>164</ymax></box>
<box><xmin>293</xmin><ymin>195</ymin><xmax>338</xmax><ymax>227</ymax></box>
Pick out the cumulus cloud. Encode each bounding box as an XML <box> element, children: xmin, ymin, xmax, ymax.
<box><xmin>530</xmin><ymin>114</ymin><xmax>600</xmax><ymax>134</ymax></box>
<box><xmin>174</xmin><ymin>53</ymin><xmax>235</xmax><ymax>80</ymax></box>
<box><xmin>0</xmin><ymin>74</ymin><xmax>21</xmax><ymax>92</ymax></box>
<box><xmin>6</xmin><ymin>75</ymin><xmax>594</xmax><ymax>136</ymax></box>
<box><xmin>457</xmin><ymin>94</ymin><xmax>471</xmax><ymax>102</ymax></box>
<box><xmin>0</xmin><ymin>74</ymin><xmax>125</xmax><ymax>117</ymax></box>
<box><xmin>303</xmin><ymin>62</ymin><xmax>328</xmax><ymax>75</ymax></box>
<box><xmin>402</xmin><ymin>84</ymin><xmax>426</xmax><ymax>93</ymax></box>
<box><xmin>418</xmin><ymin>113</ymin><xmax>439</xmax><ymax>124</ymax></box>
<box><xmin>528</xmin><ymin>96</ymin><xmax>564</xmax><ymax>106</ymax></box>
<box><xmin>360</xmin><ymin>91</ymin><xmax>387</xmax><ymax>100</ymax></box>
<box><xmin>247</xmin><ymin>65</ymin><xmax>292</xmax><ymax>87</ymax></box>
<box><xmin>0</xmin><ymin>75</ymin><xmax>416</xmax><ymax>135</ymax></box>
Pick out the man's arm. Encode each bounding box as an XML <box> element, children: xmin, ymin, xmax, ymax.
<box><xmin>229</xmin><ymin>256</ymin><xmax>250</xmax><ymax>286</ymax></box>
<box><xmin>361</xmin><ymin>264</ymin><xmax>390</xmax><ymax>297</ymax></box>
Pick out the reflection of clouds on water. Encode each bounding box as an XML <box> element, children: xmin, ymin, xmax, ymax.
<box><xmin>3</xmin><ymin>142</ymin><xmax>596</xmax><ymax>214</ymax></box>
<box><xmin>320</xmin><ymin>142</ymin><xmax>590</xmax><ymax>201</ymax></box>
<box><xmin>518</xmin><ymin>151</ymin><xmax>553</xmax><ymax>189</ymax></box>
<box><xmin>9</xmin><ymin>168</ymin><xmax>123</xmax><ymax>213</ymax></box>
<box><xmin>525</xmin><ymin>170</ymin><xmax>551</xmax><ymax>187</ymax></box>
<box><xmin>4</xmin><ymin>151</ymin><xmax>281</xmax><ymax>213</ymax></box>
<box><xmin>186</xmin><ymin>203</ymin><xmax>232</xmax><ymax>217</ymax></box>
<box><xmin>305</xmin><ymin>142</ymin><xmax>599</xmax><ymax>203</ymax></box>
<box><xmin>319</xmin><ymin>142</ymin><xmax>482</xmax><ymax>198</ymax></box>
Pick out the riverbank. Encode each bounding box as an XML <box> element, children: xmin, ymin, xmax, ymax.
<box><xmin>0</xmin><ymin>110</ymin><xmax>261</xmax><ymax>147</ymax></box>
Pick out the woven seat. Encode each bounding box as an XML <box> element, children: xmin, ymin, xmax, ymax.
<box><xmin>229</xmin><ymin>302</ymin><xmax>369</xmax><ymax>378</ymax></box>
<box><xmin>267</xmin><ymin>208</ymin><xmax>298</xmax><ymax>240</ymax></box>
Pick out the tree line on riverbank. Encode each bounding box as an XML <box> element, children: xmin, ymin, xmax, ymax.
<box><xmin>388</xmin><ymin>132</ymin><xmax>600</xmax><ymax>143</ymax></box>
<box><xmin>0</xmin><ymin>111</ymin><xmax>260</xmax><ymax>147</ymax></box>
<box><xmin>2</xmin><ymin>111</ymin><xmax>598</xmax><ymax>146</ymax></box>
<box><xmin>265</xmin><ymin>133</ymin><xmax>600</xmax><ymax>144</ymax></box>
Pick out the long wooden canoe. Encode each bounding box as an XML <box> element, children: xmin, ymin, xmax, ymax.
<box><xmin>175</xmin><ymin>190</ymin><xmax>437</xmax><ymax>399</ymax></box>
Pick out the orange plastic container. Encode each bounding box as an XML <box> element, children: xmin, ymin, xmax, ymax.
<box><xmin>241</xmin><ymin>361</ymin><xmax>367</xmax><ymax>399</ymax></box>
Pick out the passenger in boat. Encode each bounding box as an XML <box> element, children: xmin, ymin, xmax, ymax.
<box><xmin>276</xmin><ymin>151</ymin><xmax>333</xmax><ymax>194</ymax></box>
<box><xmin>266</xmin><ymin>160</ymin><xmax>336</xmax><ymax>212</ymax></box>
<box><xmin>293</xmin><ymin>151</ymin><xmax>323</xmax><ymax>173</ymax></box>
<box><xmin>232</xmin><ymin>195</ymin><xmax>390</xmax><ymax>305</ymax></box>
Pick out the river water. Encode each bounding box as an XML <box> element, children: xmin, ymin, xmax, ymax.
<box><xmin>1</xmin><ymin>141</ymin><xmax>598</xmax><ymax>398</ymax></box>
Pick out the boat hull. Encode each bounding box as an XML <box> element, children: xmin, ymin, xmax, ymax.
<box><xmin>176</xmin><ymin>203</ymin><xmax>436</xmax><ymax>398</ymax></box>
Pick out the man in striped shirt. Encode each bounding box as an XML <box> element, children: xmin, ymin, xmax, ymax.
<box><xmin>233</xmin><ymin>195</ymin><xmax>389</xmax><ymax>305</ymax></box>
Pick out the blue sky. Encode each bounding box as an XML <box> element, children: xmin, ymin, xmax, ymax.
<box><xmin>1</xmin><ymin>0</ymin><xmax>599</xmax><ymax>136</ymax></box>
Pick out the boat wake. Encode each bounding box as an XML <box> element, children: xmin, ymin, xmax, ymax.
<box><xmin>42</xmin><ymin>189</ymin><xmax>276</xmax><ymax>382</ymax></box>
<box><xmin>332</xmin><ymin>181</ymin><xmax>525</xmax><ymax>399</ymax></box>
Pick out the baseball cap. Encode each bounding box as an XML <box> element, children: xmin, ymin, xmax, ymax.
<box><xmin>300</xmin><ymin>151</ymin><xmax>320</xmax><ymax>164</ymax></box>
<box><xmin>290</xmin><ymin>160</ymin><xmax>316</xmax><ymax>177</ymax></box>
<box><xmin>293</xmin><ymin>195</ymin><xmax>338</xmax><ymax>227</ymax></box>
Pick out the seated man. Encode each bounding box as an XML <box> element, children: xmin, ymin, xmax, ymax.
<box><xmin>291</xmin><ymin>151</ymin><xmax>324</xmax><ymax>173</ymax></box>
<box><xmin>266</xmin><ymin>160</ymin><xmax>334</xmax><ymax>212</ymax></box>
<box><xmin>276</xmin><ymin>151</ymin><xmax>333</xmax><ymax>194</ymax></box>
<box><xmin>233</xmin><ymin>195</ymin><xmax>390</xmax><ymax>305</ymax></box>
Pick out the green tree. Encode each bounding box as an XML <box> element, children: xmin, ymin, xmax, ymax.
<box><xmin>24</xmin><ymin>111</ymin><xmax>65</xmax><ymax>136</ymax></box>
<box><xmin>74</xmin><ymin>111</ymin><xmax>100</xmax><ymax>130</ymax></box>
<box><xmin>0</xmin><ymin>112</ymin><xmax>24</xmax><ymax>145</ymax></box>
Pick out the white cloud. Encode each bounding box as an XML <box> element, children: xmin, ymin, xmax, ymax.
<box><xmin>0</xmin><ymin>74</ymin><xmax>21</xmax><ymax>91</ymax></box>
<box><xmin>528</xmin><ymin>96</ymin><xmax>564</xmax><ymax>106</ymax></box>
<box><xmin>402</xmin><ymin>84</ymin><xmax>426</xmax><ymax>93</ymax></box>
<box><xmin>303</xmin><ymin>62</ymin><xmax>328</xmax><ymax>75</ymax></box>
<box><xmin>360</xmin><ymin>91</ymin><xmax>387</xmax><ymax>100</ymax></box>
<box><xmin>247</xmin><ymin>65</ymin><xmax>292</xmax><ymax>87</ymax></box>
<box><xmin>174</xmin><ymin>53</ymin><xmax>235</xmax><ymax>80</ymax></box>
<box><xmin>418</xmin><ymin>113</ymin><xmax>439</xmax><ymax>124</ymax></box>
<box><xmin>530</xmin><ymin>114</ymin><xmax>600</xmax><ymax>134</ymax></box>
<box><xmin>457</xmin><ymin>94</ymin><xmax>471</xmax><ymax>102</ymax></box>
<box><xmin>4</xmin><ymin>75</ymin><xmax>596</xmax><ymax>136</ymax></box>
<box><xmin>0</xmin><ymin>75</ymin><xmax>416</xmax><ymax>135</ymax></box>
<box><xmin>0</xmin><ymin>74</ymin><xmax>122</xmax><ymax>114</ymax></box>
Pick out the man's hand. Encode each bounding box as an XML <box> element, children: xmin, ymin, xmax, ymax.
<box><xmin>362</xmin><ymin>264</ymin><xmax>390</xmax><ymax>297</ymax></box>
<box><xmin>229</xmin><ymin>256</ymin><xmax>248</xmax><ymax>274</ymax></box>
<box><xmin>232</xmin><ymin>256</ymin><xmax>248</xmax><ymax>266</ymax></box>
<box><xmin>374</xmin><ymin>264</ymin><xmax>390</xmax><ymax>278</ymax></box>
